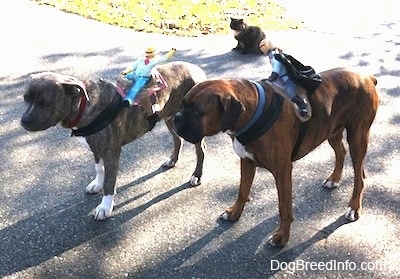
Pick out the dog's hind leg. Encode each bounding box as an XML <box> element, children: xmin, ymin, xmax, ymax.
<box><xmin>323</xmin><ymin>128</ymin><xmax>346</xmax><ymax>188</ymax></box>
<box><xmin>162</xmin><ymin>118</ymin><xmax>183</xmax><ymax>168</ymax></box>
<box><xmin>163</xmin><ymin>118</ymin><xmax>204</xmax><ymax>186</ymax></box>
<box><xmin>190</xmin><ymin>139</ymin><xmax>205</xmax><ymax>186</ymax></box>
<box><xmin>344</xmin><ymin>126</ymin><xmax>370</xmax><ymax>221</ymax></box>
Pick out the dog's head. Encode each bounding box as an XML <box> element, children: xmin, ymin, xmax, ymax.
<box><xmin>20</xmin><ymin>72</ymin><xmax>87</xmax><ymax>131</ymax></box>
<box><xmin>173</xmin><ymin>80</ymin><xmax>244</xmax><ymax>144</ymax></box>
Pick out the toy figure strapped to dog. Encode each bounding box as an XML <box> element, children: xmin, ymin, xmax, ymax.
<box><xmin>259</xmin><ymin>39</ymin><xmax>322</xmax><ymax>122</ymax></box>
<box><xmin>115</xmin><ymin>47</ymin><xmax>176</xmax><ymax>129</ymax></box>
<box><xmin>116</xmin><ymin>67</ymin><xmax>168</xmax><ymax>113</ymax></box>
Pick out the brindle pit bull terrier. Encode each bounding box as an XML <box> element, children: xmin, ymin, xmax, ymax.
<box><xmin>174</xmin><ymin>67</ymin><xmax>379</xmax><ymax>247</ymax></box>
<box><xmin>21</xmin><ymin>61</ymin><xmax>207</xmax><ymax>220</ymax></box>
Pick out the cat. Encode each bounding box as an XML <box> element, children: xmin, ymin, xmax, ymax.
<box><xmin>230</xmin><ymin>18</ymin><xmax>266</xmax><ymax>54</ymax></box>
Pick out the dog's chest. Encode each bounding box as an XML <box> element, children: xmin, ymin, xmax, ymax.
<box><xmin>232</xmin><ymin>138</ymin><xmax>254</xmax><ymax>160</ymax></box>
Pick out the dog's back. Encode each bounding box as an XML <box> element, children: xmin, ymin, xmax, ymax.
<box><xmin>291</xmin><ymin>68</ymin><xmax>379</xmax><ymax>160</ymax></box>
<box><xmin>316</xmin><ymin>68</ymin><xmax>378</xmax><ymax>126</ymax></box>
<box><xmin>155</xmin><ymin>61</ymin><xmax>207</xmax><ymax>119</ymax></box>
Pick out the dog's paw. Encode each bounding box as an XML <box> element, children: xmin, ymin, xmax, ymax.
<box><xmin>86</xmin><ymin>179</ymin><xmax>103</xmax><ymax>194</ymax></box>
<box><xmin>189</xmin><ymin>175</ymin><xmax>201</xmax><ymax>186</ymax></box>
<box><xmin>267</xmin><ymin>231</ymin><xmax>288</xmax><ymax>248</ymax></box>
<box><xmin>94</xmin><ymin>195</ymin><xmax>114</xmax><ymax>220</ymax></box>
<box><xmin>266</xmin><ymin>235</ymin><xmax>277</xmax><ymax>246</ymax></box>
<box><xmin>162</xmin><ymin>158</ymin><xmax>176</xmax><ymax>168</ymax></box>
<box><xmin>220</xmin><ymin>211</ymin><xmax>230</xmax><ymax>221</ymax></box>
<box><xmin>219</xmin><ymin>209</ymin><xmax>240</xmax><ymax>222</ymax></box>
<box><xmin>344</xmin><ymin>207</ymin><xmax>358</xmax><ymax>222</ymax></box>
<box><xmin>322</xmin><ymin>179</ymin><xmax>339</xmax><ymax>188</ymax></box>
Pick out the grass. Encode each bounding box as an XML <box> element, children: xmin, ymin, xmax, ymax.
<box><xmin>34</xmin><ymin>0</ymin><xmax>304</xmax><ymax>36</ymax></box>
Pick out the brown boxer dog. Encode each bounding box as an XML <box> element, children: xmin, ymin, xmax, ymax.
<box><xmin>21</xmin><ymin>61</ymin><xmax>207</xmax><ymax>220</ymax></box>
<box><xmin>174</xmin><ymin>67</ymin><xmax>378</xmax><ymax>247</ymax></box>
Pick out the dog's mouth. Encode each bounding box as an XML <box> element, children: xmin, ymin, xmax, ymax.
<box><xmin>20</xmin><ymin>121</ymin><xmax>49</xmax><ymax>132</ymax></box>
<box><xmin>20</xmin><ymin>114</ymin><xmax>53</xmax><ymax>131</ymax></box>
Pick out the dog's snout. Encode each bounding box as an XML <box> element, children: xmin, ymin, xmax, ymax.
<box><xmin>20</xmin><ymin>112</ymin><xmax>49</xmax><ymax>131</ymax></box>
<box><xmin>174</xmin><ymin>111</ymin><xmax>183</xmax><ymax>122</ymax></box>
<box><xmin>20</xmin><ymin>113</ymin><xmax>38</xmax><ymax>131</ymax></box>
<box><xmin>173</xmin><ymin>110</ymin><xmax>204</xmax><ymax>144</ymax></box>
<box><xmin>173</xmin><ymin>112</ymin><xmax>183</xmax><ymax>130</ymax></box>
<box><xmin>20</xmin><ymin>114</ymin><xmax>32</xmax><ymax>127</ymax></box>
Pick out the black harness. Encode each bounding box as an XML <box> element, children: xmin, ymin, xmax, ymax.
<box><xmin>234</xmin><ymin>81</ymin><xmax>283</xmax><ymax>145</ymax></box>
<box><xmin>71</xmin><ymin>88</ymin><xmax>123</xmax><ymax>137</ymax></box>
<box><xmin>233</xmin><ymin>80</ymin><xmax>307</xmax><ymax>160</ymax></box>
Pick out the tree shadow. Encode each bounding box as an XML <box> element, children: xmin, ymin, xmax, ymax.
<box><xmin>127</xmin><ymin>215</ymin><xmax>361</xmax><ymax>278</ymax></box>
<box><xmin>0</xmin><ymin>176</ymin><xmax>194</xmax><ymax>277</ymax></box>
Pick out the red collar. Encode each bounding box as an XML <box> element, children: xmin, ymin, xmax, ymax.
<box><xmin>67</xmin><ymin>91</ymin><xmax>88</xmax><ymax>129</ymax></box>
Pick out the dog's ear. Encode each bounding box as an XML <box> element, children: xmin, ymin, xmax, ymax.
<box><xmin>62</xmin><ymin>84</ymin><xmax>87</xmax><ymax>99</ymax></box>
<box><xmin>220</xmin><ymin>95</ymin><xmax>244</xmax><ymax>132</ymax></box>
<box><xmin>30</xmin><ymin>72</ymin><xmax>89</xmax><ymax>101</ymax></box>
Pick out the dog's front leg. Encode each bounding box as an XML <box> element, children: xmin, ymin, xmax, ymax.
<box><xmin>75</xmin><ymin>138</ymin><xmax>105</xmax><ymax>193</ymax></box>
<box><xmin>86</xmin><ymin>158</ymin><xmax>105</xmax><ymax>194</ymax></box>
<box><xmin>267</xmin><ymin>164</ymin><xmax>294</xmax><ymax>247</ymax></box>
<box><xmin>221</xmin><ymin>158</ymin><xmax>256</xmax><ymax>221</ymax></box>
<box><xmin>94</xmin><ymin>150</ymin><xmax>120</xmax><ymax>220</ymax></box>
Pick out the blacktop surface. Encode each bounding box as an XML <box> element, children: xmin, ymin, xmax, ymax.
<box><xmin>0</xmin><ymin>0</ymin><xmax>399</xmax><ymax>278</ymax></box>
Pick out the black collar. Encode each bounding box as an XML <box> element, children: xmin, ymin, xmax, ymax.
<box><xmin>71</xmin><ymin>89</ymin><xmax>122</xmax><ymax>137</ymax></box>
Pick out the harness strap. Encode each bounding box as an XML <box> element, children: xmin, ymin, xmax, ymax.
<box><xmin>291</xmin><ymin>122</ymin><xmax>307</xmax><ymax>160</ymax></box>
<box><xmin>235</xmin><ymin>81</ymin><xmax>283</xmax><ymax>145</ymax></box>
<box><xmin>235</xmin><ymin>81</ymin><xmax>266</xmax><ymax>136</ymax></box>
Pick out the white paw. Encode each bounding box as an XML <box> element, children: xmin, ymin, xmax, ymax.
<box><xmin>322</xmin><ymin>179</ymin><xmax>339</xmax><ymax>188</ymax></box>
<box><xmin>94</xmin><ymin>195</ymin><xmax>114</xmax><ymax>220</ymax></box>
<box><xmin>189</xmin><ymin>175</ymin><xmax>201</xmax><ymax>186</ymax></box>
<box><xmin>266</xmin><ymin>235</ymin><xmax>276</xmax><ymax>246</ymax></box>
<box><xmin>86</xmin><ymin>160</ymin><xmax>104</xmax><ymax>193</ymax></box>
<box><xmin>220</xmin><ymin>211</ymin><xmax>229</xmax><ymax>221</ymax></box>
<box><xmin>86</xmin><ymin>179</ymin><xmax>103</xmax><ymax>193</ymax></box>
<box><xmin>345</xmin><ymin>207</ymin><xmax>357</xmax><ymax>221</ymax></box>
<box><xmin>162</xmin><ymin>158</ymin><xmax>176</xmax><ymax>168</ymax></box>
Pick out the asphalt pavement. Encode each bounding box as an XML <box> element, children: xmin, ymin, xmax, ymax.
<box><xmin>0</xmin><ymin>1</ymin><xmax>399</xmax><ymax>278</ymax></box>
